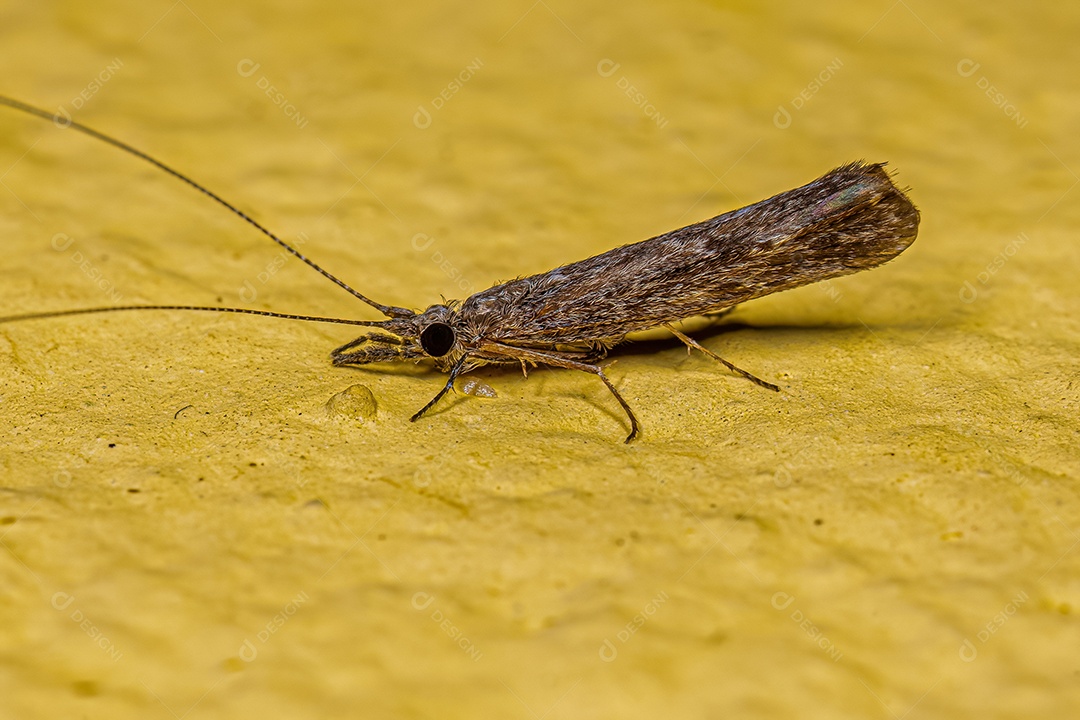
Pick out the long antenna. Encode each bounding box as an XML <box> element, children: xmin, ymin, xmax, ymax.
<box><xmin>0</xmin><ymin>304</ymin><xmax>389</xmax><ymax>328</ymax></box>
<box><xmin>0</xmin><ymin>94</ymin><xmax>415</xmax><ymax>319</ymax></box>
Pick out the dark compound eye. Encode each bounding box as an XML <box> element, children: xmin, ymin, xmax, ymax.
<box><xmin>419</xmin><ymin>322</ymin><xmax>455</xmax><ymax>357</ymax></box>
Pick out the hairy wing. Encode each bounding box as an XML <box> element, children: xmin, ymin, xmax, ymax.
<box><xmin>459</xmin><ymin>161</ymin><xmax>919</xmax><ymax>345</ymax></box>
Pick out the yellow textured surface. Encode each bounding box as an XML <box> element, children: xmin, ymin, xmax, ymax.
<box><xmin>1</xmin><ymin>2</ymin><xmax>1077</xmax><ymax>718</ymax></box>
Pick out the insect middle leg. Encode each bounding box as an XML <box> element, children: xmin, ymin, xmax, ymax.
<box><xmin>485</xmin><ymin>344</ymin><xmax>641</xmax><ymax>443</ymax></box>
<box><xmin>663</xmin><ymin>324</ymin><xmax>779</xmax><ymax>392</ymax></box>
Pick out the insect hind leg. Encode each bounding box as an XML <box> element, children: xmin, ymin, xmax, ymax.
<box><xmin>663</xmin><ymin>324</ymin><xmax>779</xmax><ymax>392</ymax></box>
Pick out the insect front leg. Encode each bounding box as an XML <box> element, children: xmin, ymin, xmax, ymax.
<box><xmin>410</xmin><ymin>355</ymin><xmax>469</xmax><ymax>423</ymax></box>
<box><xmin>332</xmin><ymin>333</ymin><xmax>421</xmax><ymax>366</ymax></box>
<box><xmin>332</xmin><ymin>333</ymin><xmax>402</xmax><ymax>357</ymax></box>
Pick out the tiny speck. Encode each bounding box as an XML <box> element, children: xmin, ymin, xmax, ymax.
<box><xmin>127</xmin><ymin>488</ymin><xmax>140</xmax><ymax>493</ymax></box>
<box><xmin>814</xmin><ymin>518</ymin><xmax>824</xmax><ymax>525</ymax></box>
<box><xmin>108</xmin><ymin>443</ymin><xmax>116</xmax><ymax>448</ymax></box>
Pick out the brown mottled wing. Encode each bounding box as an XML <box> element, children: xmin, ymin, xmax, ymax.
<box><xmin>459</xmin><ymin>161</ymin><xmax>920</xmax><ymax>344</ymax></box>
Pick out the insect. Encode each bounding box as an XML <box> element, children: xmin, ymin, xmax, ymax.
<box><xmin>0</xmin><ymin>95</ymin><xmax>919</xmax><ymax>442</ymax></box>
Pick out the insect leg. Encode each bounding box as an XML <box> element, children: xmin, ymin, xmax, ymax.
<box><xmin>663</xmin><ymin>324</ymin><xmax>779</xmax><ymax>392</ymax></box>
<box><xmin>332</xmin><ymin>333</ymin><xmax>401</xmax><ymax>357</ymax></box>
<box><xmin>591</xmin><ymin>365</ymin><xmax>640</xmax><ymax>443</ymax></box>
<box><xmin>410</xmin><ymin>355</ymin><xmax>469</xmax><ymax>423</ymax></box>
<box><xmin>484</xmin><ymin>344</ymin><xmax>640</xmax><ymax>443</ymax></box>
